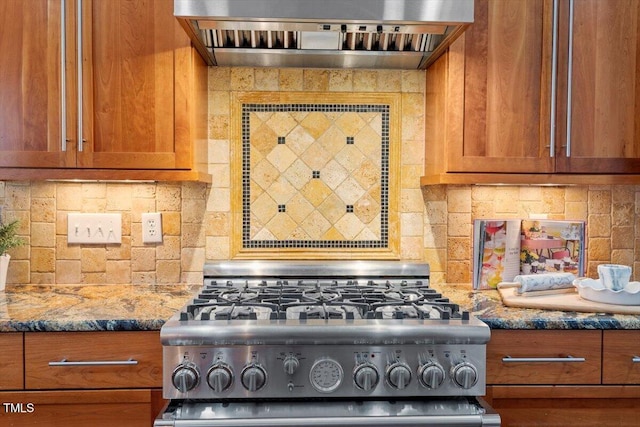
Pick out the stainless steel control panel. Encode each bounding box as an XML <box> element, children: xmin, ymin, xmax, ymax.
<box><xmin>163</xmin><ymin>344</ymin><xmax>486</xmax><ymax>399</ymax></box>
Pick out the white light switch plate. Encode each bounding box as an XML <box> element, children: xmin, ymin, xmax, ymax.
<box><xmin>142</xmin><ymin>212</ymin><xmax>163</xmax><ymax>243</ymax></box>
<box><xmin>67</xmin><ymin>213</ymin><xmax>122</xmax><ymax>244</ymax></box>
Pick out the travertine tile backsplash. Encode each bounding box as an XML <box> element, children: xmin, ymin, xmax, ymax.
<box><xmin>0</xmin><ymin>67</ymin><xmax>638</xmax><ymax>285</ymax></box>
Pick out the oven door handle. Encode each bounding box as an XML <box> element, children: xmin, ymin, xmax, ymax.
<box><xmin>502</xmin><ymin>355</ymin><xmax>585</xmax><ymax>363</ymax></box>
<box><xmin>49</xmin><ymin>358</ymin><xmax>139</xmax><ymax>367</ymax></box>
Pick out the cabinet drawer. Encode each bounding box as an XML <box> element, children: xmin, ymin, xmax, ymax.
<box><xmin>0</xmin><ymin>389</ymin><xmax>154</xmax><ymax>427</ymax></box>
<box><xmin>603</xmin><ymin>330</ymin><xmax>640</xmax><ymax>384</ymax></box>
<box><xmin>487</xmin><ymin>330</ymin><xmax>602</xmax><ymax>384</ymax></box>
<box><xmin>0</xmin><ymin>333</ymin><xmax>24</xmax><ymax>390</ymax></box>
<box><xmin>25</xmin><ymin>331</ymin><xmax>162</xmax><ymax>389</ymax></box>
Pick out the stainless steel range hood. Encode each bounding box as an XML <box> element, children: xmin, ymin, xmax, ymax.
<box><xmin>175</xmin><ymin>0</ymin><xmax>474</xmax><ymax>69</ymax></box>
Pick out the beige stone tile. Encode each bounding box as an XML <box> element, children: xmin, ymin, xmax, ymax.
<box><xmin>422</xmin><ymin>185</ymin><xmax>447</xmax><ymax>201</ymax></box>
<box><xmin>354</xmin><ymin>194</ymin><xmax>380</xmax><ymax>225</ymax></box>
<box><xmin>31</xmin><ymin>248</ymin><xmax>55</xmax><ymax>272</ymax></box>
<box><xmin>31</xmin><ymin>273</ymin><xmax>55</xmax><ymax>284</ymax></box>
<box><xmin>401</xmin><ymin>70</ymin><xmax>425</xmax><ymax>93</ymax></box>
<box><xmin>133</xmin><ymin>271</ymin><xmax>156</xmax><ymax>285</ymax></box>
<box><xmin>106</xmin><ymin>260</ymin><xmax>131</xmax><ymax>284</ymax></box>
<box><xmin>82</xmin><ymin>183</ymin><xmax>107</xmax><ymax>199</ymax></box>
<box><xmin>163</xmin><ymin>212</ymin><xmax>182</xmax><ymax>236</ymax></box>
<box><xmin>401</xmin><ymin>93</ymin><xmax>424</xmax><ymax>117</ymax></box>
<box><xmin>328</xmin><ymin>70</ymin><xmax>353</xmax><ymax>92</ymax></box>
<box><xmin>588</xmin><ymin>189</ymin><xmax>611</xmax><ymax>214</ymax></box>
<box><xmin>300</xmin><ymin>211</ymin><xmax>331</xmax><ymax>239</ymax></box>
<box><xmin>519</xmin><ymin>186</ymin><xmax>542</xmax><ymax>201</ymax></box>
<box><xmin>183</xmin><ymin>182</ymin><xmax>209</xmax><ymax>200</ymax></box>
<box><xmin>279</xmin><ymin>68</ymin><xmax>304</xmax><ymax>91</ymax></box>
<box><xmin>401</xmin><ymin>189</ymin><xmax>424</xmax><ymax>213</ymax></box>
<box><xmin>130</xmin><ymin>223</ymin><xmax>143</xmax><ymax>247</ymax></box>
<box><xmin>230</xmin><ymin>67</ymin><xmax>255</xmax><ymax>90</ymax></box>
<box><xmin>156</xmin><ymin>260</ymin><xmax>182</xmax><ymax>283</ymax></box>
<box><xmin>210</xmin><ymin>91</ymin><xmax>230</xmax><ymax>116</ymax></box>
<box><xmin>447</xmin><ymin>237</ymin><xmax>470</xmax><ymax>261</ymax></box>
<box><xmin>471</xmin><ymin>201</ymin><xmax>494</xmax><ymax>218</ymax></box>
<box><xmin>31</xmin><ymin>223</ymin><xmax>55</xmax><ymax>247</ymax></box>
<box><xmin>317</xmin><ymin>193</ymin><xmax>346</xmax><ymax>224</ymax></box>
<box><xmin>210</xmin><ymin>115</ymin><xmax>230</xmax><ymax>140</ymax></box>
<box><xmin>157</xmin><ymin>235</ymin><xmax>181</xmax><ymax>260</ymax></box>
<box><xmin>429</xmin><ymin>271</ymin><xmax>446</xmax><ymax>285</ymax></box>
<box><xmin>106</xmin><ymin>236</ymin><xmax>131</xmax><ymax>260</ymax></box>
<box><xmin>106</xmin><ymin>185</ymin><xmax>133</xmax><ymax>211</ymax></box>
<box><xmin>267</xmin><ymin>112</ymin><xmax>299</xmax><ymax>137</ymax></box>
<box><xmin>334</xmin><ymin>213</ymin><xmax>365</xmax><ymax>240</ymax></box>
<box><xmin>611</xmin><ymin>226</ymin><xmax>634</xmax><ymax>249</ymax></box>
<box><xmin>56</xmin><ymin>236</ymin><xmax>80</xmax><ymax>260</ymax></box>
<box><xmin>400</xmin><ymin>164</ymin><xmax>422</xmax><ymax>190</ymax></box>
<box><xmin>423</xmin><ymin>248</ymin><xmax>446</xmax><ymax>272</ymax></box>
<box><xmin>376</xmin><ymin>70</ymin><xmax>401</xmax><ymax>92</ymax></box>
<box><xmin>425</xmin><ymin>200</ymin><xmax>447</xmax><ymax>225</ymax></box>
<box><xmin>300</xmin><ymin>179</ymin><xmax>333</xmax><ymax>207</ymax></box>
<box><xmin>7</xmin><ymin>260</ymin><xmax>29</xmax><ymax>284</ymax></box>
<box><xmin>209</xmin><ymin>139</ymin><xmax>230</xmax><ymax>165</ymax></box>
<box><xmin>31</xmin><ymin>182</ymin><xmax>56</xmax><ymax>198</ymax></box>
<box><xmin>612</xmin><ymin>203</ymin><xmax>634</xmax><ymax>227</ymax></box>
<box><xmin>611</xmin><ymin>249</ymin><xmax>634</xmax><ymax>267</ymax></box>
<box><xmin>183</xmin><ymin>198</ymin><xmax>207</xmax><ymax>224</ymax></box>
<box><xmin>303</xmin><ymin>70</ymin><xmax>329</xmax><ymax>91</ymax></box>
<box><xmin>56</xmin><ymin>260</ymin><xmax>81</xmax><ymax>284</ymax></box>
<box><xmin>252</xmin><ymin>192</ymin><xmax>278</xmax><ymax>225</ymax></box>
<box><xmin>82</xmin><ymin>272</ymin><xmax>106</xmax><ymax>283</ymax></box>
<box><xmin>209</xmin><ymin>67</ymin><xmax>231</xmax><ymax>91</ymax></box>
<box><xmin>255</xmin><ymin>68</ymin><xmax>280</xmax><ymax>91</ymax></box>
<box><xmin>81</xmin><ymin>197</ymin><xmax>107</xmax><ymax>212</ymax></box>
<box><xmin>352</xmin><ymin>70</ymin><xmax>378</xmax><ymax>92</ymax></box>
<box><xmin>157</xmin><ymin>185</ymin><xmax>182</xmax><ymax>211</ymax></box>
<box><xmin>335</xmin><ymin>177</ymin><xmax>366</xmax><ymax>205</ymax></box>
<box><xmin>132</xmin><ymin>198</ymin><xmax>156</xmax><ymax>221</ymax></box>
<box><xmin>209</xmin><ymin>164</ymin><xmax>231</xmax><ymax>188</ymax></box>
<box><xmin>181</xmin><ymin>247</ymin><xmax>206</xmax><ymax>272</ymax></box>
<box><xmin>471</xmin><ymin>186</ymin><xmax>495</xmax><ymax>201</ymax></box>
<box><xmin>447</xmin><ymin>260</ymin><xmax>470</xmax><ymax>284</ymax></box>
<box><xmin>494</xmin><ymin>187</ymin><xmax>520</xmax><ymax>214</ymax></box>
<box><xmin>400</xmin><ymin>236</ymin><xmax>423</xmax><ymax>260</ymax></box>
<box><xmin>55</xmin><ymin>185</ymin><xmax>82</xmax><ymax>212</ymax></box>
<box><xmin>424</xmin><ymin>224</ymin><xmax>447</xmax><ymax>249</ymax></box>
<box><xmin>182</xmin><ymin>223</ymin><xmax>206</xmax><ymax>248</ymax></box>
<box><xmin>5</xmin><ymin>183</ymin><xmax>30</xmax><ymax>210</ymax></box>
<box><xmin>205</xmin><ymin>211</ymin><xmax>229</xmax><ymax>237</ymax></box>
<box><xmin>447</xmin><ymin>213</ymin><xmax>471</xmax><ymax>237</ymax></box>
<box><xmin>267</xmin><ymin>144</ymin><xmax>298</xmax><ymax>173</ymax></box>
<box><xmin>401</xmin><ymin>140</ymin><xmax>424</xmax><ymax>166</ymax></box>
<box><xmin>131</xmin><ymin>247</ymin><xmax>156</xmax><ymax>272</ymax></box>
<box><xmin>447</xmin><ymin>187</ymin><xmax>472</xmax><ymax>213</ymax></box>
<box><xmin>565</xmin><ymin>201</ymin><xmax>588</xmax><ymax>220</ymax></box>
<box><xmin>401</xmin><ymin>212</ymin><xmax>423</xmax><ymax>237</ymax></box>
<box><xmin>81</xmin><ymin>248</ymin><xmax>107</xmax><ymax>273</ymax></box>
<box><xmin>133</xmin><ymin>184</ymin><xmax>156</xmax><ymax>199</ymax></box>
<box><xmin>587</xmin><ymin>214</ymin><xmax>611</xmax><ymax>237</ymax></box>
<box><xmin>206</xmin><ymin>236</ymin><xmax>230</xmax><ymax>259</ymax></box>
<box><xmin>401</xmin><ymin>115</ymin><xmax>424</xmax><ymax>142</ymax></box>
<box><xmin>612</xmin><ymin>186</ymin><xmax>635</xmax><ymax>204</ymax></box>
<box><xmin>588</xmin><ymin>238</ymin><xmax>611</xmax><ymax>261</ymax></box>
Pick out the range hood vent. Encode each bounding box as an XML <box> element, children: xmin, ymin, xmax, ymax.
<box><xmin>175</xmin><ymin>0</ymin><xmax>474</xmax><ymax>69</ymax></box>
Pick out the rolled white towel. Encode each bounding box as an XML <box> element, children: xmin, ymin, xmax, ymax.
<box><xmin>508</xmin><ymin>273</ymin><xmax>576</xmax><ymax>295</ymax></box>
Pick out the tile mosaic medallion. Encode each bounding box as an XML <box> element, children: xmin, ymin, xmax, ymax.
<box><xmin>231</xmin><ymin>93</ymin><xmax>400</xmax><ymax>259</ymax></box>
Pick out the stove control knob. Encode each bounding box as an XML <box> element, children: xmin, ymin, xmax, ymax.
<box><xmin>452</xmin><ymin>362</ymin><xmax>478</xmax><ymax>389</ymax></box>
<box><xmin>387</xmin><ymin>362</ymin><xmax>412</xmax><ymax>390</ymax></box>
<box><xmin>172</xmin><ymin>364</ymin><xmax>199</xmax><ymax>393</ymax></box>
<box><xmin>419</xmin><ymin>362</ymin><xmax>445</xmax><ymax>389</ymax></box>
<box><xmin>206</xmin><ymin>363</ymin><xmax>233</xmax><ymax>393</ymax></box>
<box><xmin>283</xmin><ymin>355</ymin><xmax>300</xmax><ymax>375</ymax></box>
<box><xmin>241</xmin><ymin>364</ymin><xmax>267</xmax><ymax>392</ymax></box>
<box><xmin>353</xmin><ymin>363</ymin><xmax>379</xmax><ymax>391</ymax></box>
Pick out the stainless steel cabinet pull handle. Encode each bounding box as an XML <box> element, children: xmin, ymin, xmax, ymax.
<box><xmin>502</xmin><ymin>355</ymin><xmax>585</xmax><ymax>363</ymax></box>
<box><xmin>77</xmin><ymin>0</ymin><xmax>84</xmax><ymax>152</ymax></box>
<box><xmin>61</xmin><ymin>0</ymin><xmax>68</xmax><ymax>152</ymax></box>
<box><xmin>549</xmin><ymin>0</ymin><xmax>559</xmax><ymax>158</ymax></box>
<box><xmin>49</xmin><ymin>358</ymin><xmax>139</xmax><ymax>366</ymax></box>
<box><xmin>565</xmin><ymin>0</ymin><xmax>575</xmax><ymax>157</ymax></box>
<box><xmin>632</xmin><ymin>356</ymin><xmax>640</xmax><ymax>363</ymax></box>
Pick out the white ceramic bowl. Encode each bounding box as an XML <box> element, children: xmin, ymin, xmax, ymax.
<box><xmin>573</xmin><ymin>277</ymin><xmax>640</xmax><ymax>306</ymax></box>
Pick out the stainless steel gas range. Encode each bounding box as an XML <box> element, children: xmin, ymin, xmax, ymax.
<box><xmin>155</xmin><ymin>261</ymin><xmax>500</xmax><ymax>426</ymax></box>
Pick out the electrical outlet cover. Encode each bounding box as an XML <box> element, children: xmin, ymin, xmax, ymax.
<box><xmin>142</xmin><ymin>212</ymin><xmax>163</xmax><ymax>243</ymax></box>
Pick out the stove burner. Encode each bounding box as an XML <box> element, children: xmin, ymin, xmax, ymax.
<box><xmin>180</xmin><ymin>274</ymin><xmax>469</xmax><ymax>322</ymax></box>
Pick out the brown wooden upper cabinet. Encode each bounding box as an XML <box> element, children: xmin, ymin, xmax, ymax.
<box><xmin>423</xmin><ymin>0</ymin><xmax>640</xmax><ymax>185</ymax></box>
<box><xmin>0</xmin><ymin>0</ymin><xmax>209</xmax><ymax>181</ymax></box>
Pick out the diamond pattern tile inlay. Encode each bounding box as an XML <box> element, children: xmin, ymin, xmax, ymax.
<box><xmin>242</xmin><ymin>103</ymin><xmax>390</xmax><ymax>249</ymax></box>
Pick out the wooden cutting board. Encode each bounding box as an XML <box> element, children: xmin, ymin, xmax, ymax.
<box><xmin>497</xmin><ymin>286</ymin><xmax>640</xmax><ymax>315</ymax></box>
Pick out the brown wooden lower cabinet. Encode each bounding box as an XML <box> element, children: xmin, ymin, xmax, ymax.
<box><xmin>486</xmin><ymin>329</ymin><xmax>640</xmax><ymax>427</ymax></box>
<box><xmin>0</xmin><ymin>331</ymin><xmax>166</xmax><ymax>427</ymax></box>
<box><xmin>0</xmin><ymin>389</ymin><xmax>161</xmax><ymax>427</ymax></box>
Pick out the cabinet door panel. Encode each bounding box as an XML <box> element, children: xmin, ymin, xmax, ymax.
<box><xmin>0</xmin><ymin>0</ymin><xmax>75</xmax><ymax>168</ymax></box>
<box><xmin>487</xmin><ymin>330</ymin><xmax>602</xmax><ymax>384</ymax></box>
<box><xmin>77</xmin><ymin>0</ymin><xmax>191</xmax><ymax>169</ymax></box>
<box><xmin>25</xmin><ymin>331</ymin><xmax>162</xmax><ymax>389</ymax></box>
<box><xmin>0</xmin><ymin>333</ymin><xmax>24</xmax><ymax>390</ymax></box>
<box><xmin>556</xmin><ymin>0</ymin><xmax>640</xmax><ymax>173</ymax></box>
<box><xmin>603</xmin><ymin>330</ymin><xmax>640</xmax><ymax>384</ymax></box>
<box><xmin>449</xmin><ymin>0</ymin><xmax>555</xmax><ymax>173</ymax></box>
